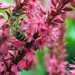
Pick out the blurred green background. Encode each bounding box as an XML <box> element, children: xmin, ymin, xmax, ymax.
<box><xmin>0</xmin><ymin>0</ymin><xmax>75</xmax><ymax>75</ymax></box>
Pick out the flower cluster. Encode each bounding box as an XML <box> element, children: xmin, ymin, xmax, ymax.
<box><xmin>44</xmin><ymin>0</ymin><xmax>75</xmax><ymax>75</ymax></box>
<box><xmin>45</xmin><ymin>23</ymin><xmax>68</xmax><ymax>75</ymax></box>
<box><xmin>0</xmin><ymin>0</ymin><xmax>75</xmax><ymax>75</ymax></box>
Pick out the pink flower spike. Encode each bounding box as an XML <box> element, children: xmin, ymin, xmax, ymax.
<box><xmin>0</xmin><ymin>2</ymin><xmax>11</xmax><ymax>10</ymax></box>
<box><xmin>0</xmin><ymin>20</ymin><xmax>7</xmax><ymax>27</ymax></box>
<box><xmin>0</xmin><ymin>13</ymin><xmax>4</xmax><ymax>18</ymax></box>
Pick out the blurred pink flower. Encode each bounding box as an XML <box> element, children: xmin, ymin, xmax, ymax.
<box><xmin>11</xmin><ymin>64</ymin><xmax>18</xmax><ymax>73</ymax></box>
<box><xmin>0</xmin><ymin>20</ymin><xmax>7</xmax><ymax>27</ymax></box>
<box><xmin>0</xmin><ymin>30</ymin><xmax>3</xmax><ymax>37</ymax></box>
<box><xmin>45</xmin><ymin>47</ymin><xmax>68</xmax><ymax>75</ymax></box>
<box><xmin>0</xmin><ymin>62</ymin><xmax>6</xmax><ymax>73</ymax></box>
<box><xmin>0</xmin><ymin>2</ymin><xmax>11</xmax><ymax>10</ymax></box>
<box><xmin>71</xmin><ymin>0</ymin><xmax>75</xmax><ymax>7</ymax></box>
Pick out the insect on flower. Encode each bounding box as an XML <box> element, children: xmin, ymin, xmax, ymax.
<box><xmin>9</xmin><ymin>12</ymin><xmax>27</xmax><ymax>42</ymax></box>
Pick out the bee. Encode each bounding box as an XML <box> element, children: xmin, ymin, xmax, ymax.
<box><xmin>9</xmin><ymin>12</ymin><xmax>27</xmax><ymax>42</ymax></box>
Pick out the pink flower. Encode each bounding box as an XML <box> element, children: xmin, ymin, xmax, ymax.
<box><xmin>17</xmin><ymin>59</ymin><xmax>26</xmax><ymax>71</ymax></box>
<box><xmin>11</xmin><ymin>41</ymin><xmax>25</xmax><ymax>50</ymax></box>
<box><xmin>0</xmin><ymin>30</ymin><xmax>3</xmax><ymax>37</ymax></box>
<box><xmin>17</xmin><ymin>51</ymin><xmax>35</xmax><ymax>71</ymax></box>
<box><xmin>25</xmin><ymin>51</ymin><xmax>34</xmax><ymax>62</ymax></box>
<box><xmin>49</xmin><ymin>25</ymin><xmax>61</xmax><ymax>42</ymax></box>
<box><xmin>4</xmin><ymin>28</ymin><xmax>10</xmax><ymax>37</ymax></box>
<box><xmin>11</xmin><ymin>64</ymin><xmax>18</xmax><ymax>73</ymax></box>
<box><xmin>24</xmin><ymin>51</ymin><xmax>35</xmax><ymax>70</ymax></box>
<box><xmin>26</xmin><ymin>0</ymin><xmax>46</xmax><ymax>18</ymax></box>
<box><xmin>0</xmin><ymin>36</ymin><xmax>8</xmax><ymax>47</ymax></box>
<box><xmin>0</xmin><ymin>41</ymin><xmax>10</xmax><ymax>54</ymax></box>
<box><xmin>53</xmin><ymin>15</ymin><xmax>64</xmax><ymax>23</ymax></box>
<box><xmin>0</xmin><ymin>62</ymin><xmax>6</xmax><ymax>73</ymax></box>
<box><xmin>0</xmin><ymin>2</ymin><xmax>11</xmax><ymax>10</ymax></box>
<box><xmin>34</xmin><ymin>37</ymin><xmax>47</xmax><ymax>50</ymax></box>
<box><xmin>71</xmin><ymin>0</ymin><xmax>75</xmax><ymax>7</ymax></box>
<box><xmin>0</xmin><ymin>20</ymin><xmax>7</xmax><ymax>27</ymax></box>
